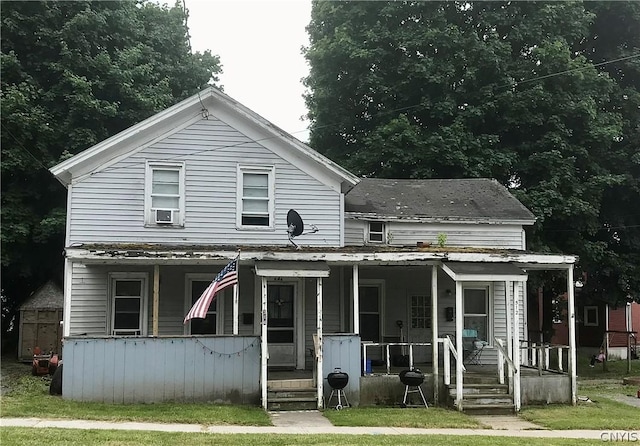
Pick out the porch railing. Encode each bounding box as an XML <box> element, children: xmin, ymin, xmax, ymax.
<box><xmin>441</xmin><ymin>335</ymin><xmax>465</xmax><ymax>386</ymax></box>
<box><xmin>519</xmin><ymin>340</ymin><xmax>569</xmax><ymax>375</ymax></box>
<box><xmin>361</xmin><ymin>342</ymin><xmax>431</xmax><ymax>375</ymax></box>
<box><xmin>494</xmin><ymin>338</ymin><xmax>518</xmax><ymax>385</ymax></box>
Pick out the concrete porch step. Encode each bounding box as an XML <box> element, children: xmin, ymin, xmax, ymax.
<box><xmin>458</xmin><ymin>394</ymin><xmax>513</xmax><ymax>405</ymax></box>
<box><xmin>458</xmin><ymin>403</ymin><xmax>516</xmax><ymax>415</ymax></box>
<box><xmin>267</xmin><ymin>396</ymin><xmax>318</xmax><ymax>411</ymax></box>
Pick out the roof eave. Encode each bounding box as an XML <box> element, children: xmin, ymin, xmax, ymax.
<box><xmin>345</xmin><ymin>212</ymin><xmax>536</xmax><ymax>225</ymax></box>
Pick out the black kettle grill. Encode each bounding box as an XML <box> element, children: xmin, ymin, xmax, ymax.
<box><xmin>326</xmin><ymin>368</ymin><xmax>349</xmax><ymax>410</ymax></box>
<box><xmin>399</xmin><ymin>368</ymin><xmax>428</xmax><ymax>408</ymax></box>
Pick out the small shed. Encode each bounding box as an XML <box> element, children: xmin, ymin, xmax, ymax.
<box><xmin>18</xmin><ymin>281</ymin><xmax>63</xmax><ymax>361</ymax></box>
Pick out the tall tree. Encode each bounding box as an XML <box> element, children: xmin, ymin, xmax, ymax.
<box><xmin>304</xmin><ymin>1</ymin><xmax>640</xmax><ymax>304</ymax></box>
<box><xmin>1</xmin><ymin>0</ymin><xmax>222</xmax><ymax>339</ymax></box>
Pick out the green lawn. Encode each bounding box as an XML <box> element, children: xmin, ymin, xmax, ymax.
<box><xmin>323</xmin><ymin>407</ymin><xmax>483</xmax><ymax>429</ymax></box>
<box><xmin>520</xmin><ymin>397</ymin><xmax>640</xmax><ymax>430</ymax></box>
<box><xmin>0</xmin><ymin>372</ymin><xmax>271</xmax><ymax>426</ymax></box>
<box><xmin>0</xmin><ymin>428</ymin><xmax>593</xmax><ymax>446</ymax></box>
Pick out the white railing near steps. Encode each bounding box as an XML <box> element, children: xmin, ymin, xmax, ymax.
<box><xmin>519</xmin><ymin>341</ymin><xmax>570</xmax><ymax>375</ymax></box>
<box><xmin>361</xmin><ymin>342</ymin><xmax>431</xmax><ymax>375</ymax></box>
<box><xmin>441</xmin><ymin>335</ymin><xmax>465</xmax><ymax>386</ymax></box>
<box><xmin>494</xmin><ymin>338</ymin><xmax>518</xmax><ymax>386</ymax></box>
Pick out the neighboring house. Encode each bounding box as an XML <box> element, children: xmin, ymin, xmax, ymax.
<box><xmin>549</xmin><ymin>296</ymin><xmax>639</xmax><ymax>360</ymax></box>
<box><xmin>50</xmin><ymin>86</ymin><xmax>578</xmax><ymax>412</ymax></box>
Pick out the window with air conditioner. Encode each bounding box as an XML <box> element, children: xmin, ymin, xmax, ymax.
<box><xmin>145</xmin><ymin>161</ymin><xmax>185</xmax><ymax>226</ymax></box>
<box><xmin>237</xmin><ymin>165</ymin><xmax>274</xmax><ymax>229</ymax></box>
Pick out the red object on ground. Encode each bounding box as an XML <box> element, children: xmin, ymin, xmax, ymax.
<box><xmin>31</xmin><ymin>346</ymin><xmax>59</xmax><ymax>376</ymax></box>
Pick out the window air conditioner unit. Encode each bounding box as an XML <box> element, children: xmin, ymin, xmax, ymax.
<box><xmin>155</xmin><ymin>209</ymin><xmax>174</xmax><ymax>224</ymax></box>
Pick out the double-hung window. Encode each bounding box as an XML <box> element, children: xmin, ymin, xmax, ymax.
<box><xmin>185</xmin><ymin>274</ymin><xmax>224</xmax><ymax>335</ymax></box>
<box><xmin>145</xmin><ymin>161</ymin><xmax>185</xmax><ymax>226</ymax></box>
<box><xmin>237</xmin><ymin>165</ymin><xmax>274</xmax><ymax>229</ymax></box>
<box><xmin>110</xmin><ymin>273</ymin><xmax>148</xmax><ymax>336</ymax></box>
<box><xmin>368</xmin><ymin>222</ymin><xmax>385</xmax><ymax>243</ymax></box>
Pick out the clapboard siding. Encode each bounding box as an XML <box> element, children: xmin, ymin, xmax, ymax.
<box><xmin>345</xmin><ymin>219</ymin><xmax>525</xmax><ymax>250</ymax></box>
<box><xmin>68</xmin><ymin>118</ymin><xmax>341</xmax><ymax>246</ymax></box>
<box><xmin>62</xmin><ymin>336</ymin><xmax>260</xmax><ymax>404</ymax></box>
<box><xmin>345</xmin><ymin>219</ymin><xmax>365</xmax><ymax>245</ymax></box>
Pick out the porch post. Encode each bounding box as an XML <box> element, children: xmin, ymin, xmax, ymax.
<box><xmin>152</xmin><ymin>265</ymin><xmax>160</xmax><ymax>336</ymax></box>
<box><xmin>431</xmin><ymin>264</ymin><xmax>439</xmax><ymax>406</ymax></box>
<box><xmin>567</xmin><ymin>265</ymin><xmax>577</xmax><ymax>405</ymax></box>
<box><xmin>261</xmin><ymin>277</ymin><xmax>268</xmax><ymax>410</ymax></box>
<box><xmin>352</xmin><ymin>264</ymin><xmax>359</xmax><ymax>334</ymax></box>
<box><xmin>63</xmin><ymin>259</ymin><xmax>72</xmax><ymax>337</ymax></box>
<box><xmin>505</xmin><ymin>279</ymin><xmax>513</xmax><ymax>396</ymax></box>
<box><xmin>455</xmin><ymin>281</ymin><xmax>464</xmax><ymax>411</ymax></box>
<box><xmin>512</xmin><ymin>281</ymin><xmax>521</xmax><ymax>411</ymax></box>
<box><xmin>232</xmin><ymin>284</ymin><xmax>239</xmax><ymax>335</ymax></box>
<box><xmin>316</xmin><ymin>277</ymin><xmax>324</xmax><ymax>409</ymax></box>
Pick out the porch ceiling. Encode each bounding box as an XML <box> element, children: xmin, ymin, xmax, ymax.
<box><xmin>442</xmin><ymin>262</ymin><xmax>527</xmax><ymax>282</ymax></box>
<box><xmin>254</xmin><ymin>261</ymin><xmax>330</xmax><ymax>278</ymax></box>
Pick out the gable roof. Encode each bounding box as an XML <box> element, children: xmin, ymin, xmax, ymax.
<box><xmin>50</xmin><ymin>86</ymin><xmax>359</xmax><ymax>191</ymax></box>
<box><xmin>344</xmin><ymin>178</ymin><xmax>536</xmax><ymax>224</ymax></box>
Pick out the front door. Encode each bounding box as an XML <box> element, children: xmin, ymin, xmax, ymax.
<box><xmin>463</xmin><ymin>286</ymin><xmax>490</xmax><ymax>352</ymax></box>
<box><xmin>267</xmin><ymin>283</ymin><xmax>296</xmax><ymax>368</ymax></box>
<box><xmin>408</xmin><ymin>292</ymin><xmax>431</xmax><ymax>363</ymax></box>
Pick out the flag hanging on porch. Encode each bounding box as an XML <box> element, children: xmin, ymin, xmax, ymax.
<box><xmin>184</xmin><ymin>258</ymin><xmax>238</xmax><ymax>324</ymax></box>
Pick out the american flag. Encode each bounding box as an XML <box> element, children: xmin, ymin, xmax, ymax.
<box><xmin>184</xmin><ymin>258</ymin><xmax>238</xmax><ymax>324</ymax></box>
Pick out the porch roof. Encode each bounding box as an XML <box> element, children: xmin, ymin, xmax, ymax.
<box><xmin>64</xmin><ymin>243</ymin><xmax>576</xmax><ymax>267</ymax></box>
<box><xmin>254</xmin><ymin>261</ymin><xmax>330</xmax><ymax>278</ymax></box>
<box><xmin>442</xmin><ymin>262</ymin><xmax>528</xmax><ymax>282</ymax></box>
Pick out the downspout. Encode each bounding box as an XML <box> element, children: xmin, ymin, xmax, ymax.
<box><xmin>316</xmin><ymin>278</ymin><xmax>324</xmax><ymax>409</ymax></box>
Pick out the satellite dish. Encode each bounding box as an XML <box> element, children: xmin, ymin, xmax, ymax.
<box><xmin>286</xmin><ymin>209</ymin><xmax>318</xmax><ymax>248</ymax></box>
<box><xmin>287</xmin><ymin>209</ymin><xmax>304</xmax><ymax>237</ymax></box>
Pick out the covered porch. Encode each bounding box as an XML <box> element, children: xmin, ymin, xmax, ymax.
<box><xmin>61</xmin><ymin>246</ymin><xmax>577</xmax><ymax>410</ymax></box>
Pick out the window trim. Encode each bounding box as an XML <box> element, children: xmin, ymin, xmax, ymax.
<box><xmin>367</xmin><ymin>221</ymin><xmax>386</xmax><ymax>244</ymax></box>
<box><xmin>355</xmin><ymin>279</ymin><xmax>385</xmax><ymax>342</ymax></box>
<box><xmin>236</xmin><ymin>165</ymin><xmax>275</xmax><ymax>230</ymax></box>
<box><xmin>184</xmin><ymin>273</ymin><xmax>225</xmax><ymax>335</ymax></box>
<box><xmin>108</xmin><ymin>272</ymin><xmax>149</xmax><ymax>336</ymax></box>
<box><xmin>584</xmin><ymin>306</ymin><xmax>599</xmax><ymax>327</ymax></box>
<box><xmin>144</xmin><ymin>160</ymin><xmax>186</xmax><ymax>227</ymax></box>
<box><xmin>462</xmin><ymin>283</ymin><xmax>492</xmax><ymax>345</ymax></box>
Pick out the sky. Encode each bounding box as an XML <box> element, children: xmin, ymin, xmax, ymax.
<box><xmin>184</xmin><ymin>0</ymin><xmax>313</xmax><ymax>142</ymax></box>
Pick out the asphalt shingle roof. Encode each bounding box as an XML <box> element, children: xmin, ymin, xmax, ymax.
<box><xmin>344</xmin><ymin>178</ymin><xmax>535</xmax><ymax>222</ymax></box>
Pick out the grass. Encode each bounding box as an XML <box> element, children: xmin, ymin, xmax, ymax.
<box><xmin>576</xmin><ymin>354</ymin><xmax>639</xmax><ymax>380</ymax></box>
<box><xmin>0</xmin><ymin>367</ymin><xmax>271</xmax><ymax>426</ymax></box>
<box><xmin>520</xmin><ymin>396</ymin><xmax>640</xmax><ymax>430</ymax></box>
<box><xmin>0</xmin><ymin>428</ymin><xmax>593</xmax><ymax>446</ymax></box>
<box><xmin>323</xmin><ymin>407</ymin><xmax>483</xmax><ymax>429</ymax></box>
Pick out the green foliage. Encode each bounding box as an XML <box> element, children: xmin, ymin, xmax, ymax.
<box><xmin>304</xmin><ymin>1</ymin><xmax>640</xmax><ymax>304</ymax></box>
<box><xmin>437</xmin><ymin>233</ymin><xmax>447</xmax><ymax>248</ymax></box>
<box><xmin>0</xmin><ymin>0</ymin><xmax>222</xmax><ymax>335</ymax></box>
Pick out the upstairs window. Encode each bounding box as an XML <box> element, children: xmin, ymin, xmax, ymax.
<box><xmin>145</xmin><ymin>161</ymin><xmax>185</xmax><ymax>226</ymax></box>
<box><xmin>368</xmin><ymin>221</ymin><xmax>385</xmax><ymax>243</ymax></box>
<box><xmin>237</xmin><ymin>165</ymin><xmax>274</xmax><ymax>229</ymax></box>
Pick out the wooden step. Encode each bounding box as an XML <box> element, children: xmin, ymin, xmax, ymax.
<box><xmin>448</xmin><ymin>383</ymin><xmax>509</xmax><ymax>395</ymax></box>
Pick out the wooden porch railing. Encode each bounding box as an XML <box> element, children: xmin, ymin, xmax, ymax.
<box><xmin>519</xmin><ymin>340</ymin><xmax>569</xmax><ymax>375</ymax></box>
<box><xmin>441</xmin><ymin>335</ymin><xmax>465</xmax><ymax>386</ymax></box>
<box><xmin>494</xmin><ymin>338</ymin><xmax>518</xmax><ymax>385</ymax></box>
<box><xmin>361</xmin><ymin>342</ymin><xmax>431</xmax><ymax>375</ymax></box>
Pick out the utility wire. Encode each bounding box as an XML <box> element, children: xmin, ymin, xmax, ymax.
<box><xmin>3</xmin><ymin>129</ymin><xmax>52</xmax><ymax>172</ymax></box>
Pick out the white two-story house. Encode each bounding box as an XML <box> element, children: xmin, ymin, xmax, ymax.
<box><xmin>51</xmin><ymin>87</ymin><xmax>578</xmax><ymax>412</ymax></box>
